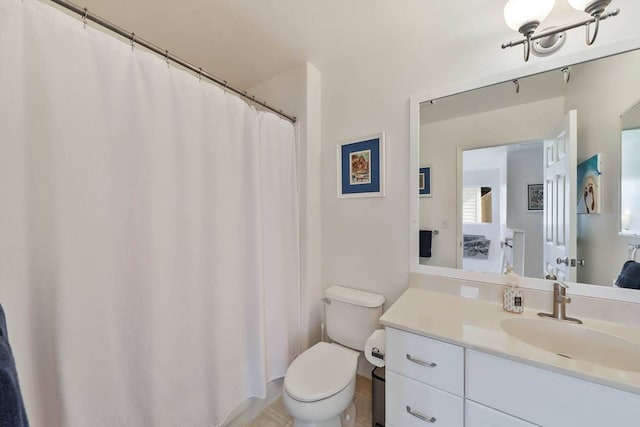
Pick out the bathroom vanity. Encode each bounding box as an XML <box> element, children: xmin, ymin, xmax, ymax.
<box><xmin>380</xmin><ymin>287</ymin><xmax>640</xmax><ymax>427</ymax></box>
<box><xmin>398</xmin><ymin>28</ymin><xmax>640</xmax><ymax>426</ymax></box>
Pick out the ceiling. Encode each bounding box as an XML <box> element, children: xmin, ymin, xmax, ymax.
<box><xmin>75</xmin><ymin>0</ymin><xmax>602</xmax><ymax>89</ymax></box>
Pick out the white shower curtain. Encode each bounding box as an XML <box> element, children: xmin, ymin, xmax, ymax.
<box><xmin>0</xmin><ymin>0</ymin><xmax>300</xmax><ymax>425</ymax></box>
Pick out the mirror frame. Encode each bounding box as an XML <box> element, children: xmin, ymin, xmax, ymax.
<box><xmin>409</xmin><ymin>36</ymin><xmax>640</xmax><ymax>303</ymax></box>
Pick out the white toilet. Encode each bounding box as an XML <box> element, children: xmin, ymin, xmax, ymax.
<box><xmin>283</xmin><ymin>285</ymin><xmax>385</xmax><ymax>427</ymax></box>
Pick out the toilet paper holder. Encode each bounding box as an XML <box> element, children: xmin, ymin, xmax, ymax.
<box><xmin>371</xmin><ymin>347</ymin><xmax>384</xmax><ymax>360</ymax></box>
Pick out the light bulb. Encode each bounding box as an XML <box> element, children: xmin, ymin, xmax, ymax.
<box><xmin>568</xmin><ymin>0</ymin><xmax>591</xmax><ymax>9</ymax></box>
<box><xmin>568</xmin><ymin>0</ymin><xmax>612</xmax><ymax>14</ymax></box>
<box><xmin>504</xmin><ymin>0</ymin><xmax>556</xmax><ymax>34</ymax></box>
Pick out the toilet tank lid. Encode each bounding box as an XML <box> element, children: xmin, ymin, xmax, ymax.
<box><xmin>326</xmin><ymin>286</ymin><xmax>385</xmax><ymax>308</ymax></box>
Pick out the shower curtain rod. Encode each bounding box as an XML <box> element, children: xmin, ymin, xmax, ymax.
<box><xmin>47</xmin><ymin>0</ymin><xmax>297</xmax><ymax>123</ymax></box>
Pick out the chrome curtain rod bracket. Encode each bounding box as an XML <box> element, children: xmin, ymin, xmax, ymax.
<box><xmin>46</xmin><ymin>0</ymin><xmax>297</xmax><ymax>123</ymax></box>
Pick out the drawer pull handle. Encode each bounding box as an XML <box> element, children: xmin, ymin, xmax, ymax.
<box><xmin>406</xmin><ymin>354</ymin><xmax>437</xmax><ymax>368</ymax></box>
<box><xmin>406</xmin><ymin>405</ymin><xmax>437</xmax><ymax>423</ymax></box>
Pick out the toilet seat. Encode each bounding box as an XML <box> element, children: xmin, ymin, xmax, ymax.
<box><xmin>284</xmin><ymin>342</ymin><xmax>359</xmax><ymax>402</ymax></box>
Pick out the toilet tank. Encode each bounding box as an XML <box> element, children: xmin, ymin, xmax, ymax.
<box><xmin>325</xmin><ymin>285</ymin><xmax>385</xmax><ymax>351</ymax></box>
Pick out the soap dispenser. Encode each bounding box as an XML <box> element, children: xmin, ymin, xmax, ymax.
<box><xmin>503</xmin><ymin>266</ymin><xmax>524</xmax><ymax>314</ymax></box>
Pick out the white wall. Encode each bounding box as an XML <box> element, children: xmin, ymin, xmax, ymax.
<box><xmin>507</xmin><ymin>144</ymin><xmax>544</xmax><ymax>278</ymax></box>
<box><xmin>321</xmin><ymin>12</ymin><xmax>640</xmax><ymax>310</ymax></box>
<box><xmin>249</xmin><ymin>62</ymin><xmax>323</xmax><ymax>352</ymax></box>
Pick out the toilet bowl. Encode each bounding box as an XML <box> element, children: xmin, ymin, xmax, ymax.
<box><xmin>283</xmin><ymin>342</ymin><xmax>359</xmax><ymax>427</ymax></box>
<box><xmin>283</xmin><ymin>285</ymin><xmax>385</xmax><ymax>427</ymax></box>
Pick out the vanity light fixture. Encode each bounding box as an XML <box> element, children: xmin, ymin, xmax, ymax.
<box><xmin>502</xmin><ymin>0</ymin><xmax>620</xmax><ymax>62</ymax></box>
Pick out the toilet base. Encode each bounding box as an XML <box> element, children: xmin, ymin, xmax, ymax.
<box><xmin>340</xmin><ymin>401</ymin><xmax>356</xmax><ymax>427</ymax></box>
<box><xmin>292</xmin><ymin>416</ymin><xmax>340</xmax><ymax>427</ymax></box>
<box><xmin>292</xmin><ymin>401</ymin><xmax>355</xmax><ymax>427</ymax></box>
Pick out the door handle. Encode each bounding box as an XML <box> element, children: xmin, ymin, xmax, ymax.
<box><xmin>556</xmin><ymin>257</ymin><xmax>584</xmax><ymax>267</ymax></box>
<box><xmin>406</xmin><ymin>354</ymin><xmax>437</xmax><ymax>368</ymax></box>
<box><xmin>406</xmin><ymin>406</ymin><xmax>437</xmax><ymax>424</ymax></box>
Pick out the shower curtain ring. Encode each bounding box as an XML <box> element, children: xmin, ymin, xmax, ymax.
<box><xmin>130</xmin><ymin>33</ymin><xmax>136</xmax><ymax>51</ymax></box>
<box><xmin>198</xmin><ymin>67</ymin><xmax>203</xmax><ymax>82</ymax></box>
<box><xmin>82</xmin><ymin>8</ymin><xmax>88</xmax><ymax>29</ymax></box>
<box><xmin>223</xmin><ymin>80</ymin><xmax>228</xmax><ymax>91</ymax></box>
<box><xmin>164</xmin><ymin>50</ymin><xmax>170</xmax><ymax>67</ymax></box>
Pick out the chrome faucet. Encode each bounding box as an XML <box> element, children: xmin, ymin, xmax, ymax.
<box><xmin>538</xmin><ymin>282</ymin><xmax>582</xmax><ymax>324</ymax></box>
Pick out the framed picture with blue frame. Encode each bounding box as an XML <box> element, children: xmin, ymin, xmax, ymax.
<box><xmin>337</xmin><ymin>132</ymin><xmax>385</xmax><ymax>198</ymax></box>
<box><xmin>419</xmin><ymin>165</ymin><xmax>431</xmax><ymax>197</ymax></box>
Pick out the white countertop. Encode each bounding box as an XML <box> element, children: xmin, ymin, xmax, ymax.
<box><xmin>379</xmin><ymin>287</ymin><xmax>640</xmax><ymax>395</ymax></box>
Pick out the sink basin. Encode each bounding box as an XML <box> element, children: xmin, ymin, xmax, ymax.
<box><xmin>500</xmin><ymin>317</ymin><xmax>640</xmax><ymax>372</ymax></box>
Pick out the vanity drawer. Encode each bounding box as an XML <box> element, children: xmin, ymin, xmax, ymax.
<box><xmin>466</xmin><ymin>401</ymin><xmax>536</xmax><ymax>427</ymax></box>
<box><xmin>466</xmin><ymin>350</ymin><xmax>640</xmax><ymax>427</ymax></box>
<box><xmin>385</xmin><ymin>327</ymin><xmax>464</xmax><ymax>396</ymax></box>
<box><xmin>386</xmin><ymin>369</ymin><xmax>463</xmax><ymax>427</ymax></box>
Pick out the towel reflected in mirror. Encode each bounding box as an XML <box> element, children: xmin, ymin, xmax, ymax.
<box><xmin>615</xmin><ymin>260</ymin><xmax>640</xmax><ymax>290</ymax></box>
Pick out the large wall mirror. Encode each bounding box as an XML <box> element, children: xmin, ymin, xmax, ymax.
<box><xmin>416</xmin><ymin>47</ymin><xmax>640</xmax><ymax>288</ymax></box>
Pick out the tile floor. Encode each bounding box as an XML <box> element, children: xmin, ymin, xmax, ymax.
<box><xmin>248</xmin><ymin>375</ymin><xmax>373</xmax><ymax>427</ymax></box>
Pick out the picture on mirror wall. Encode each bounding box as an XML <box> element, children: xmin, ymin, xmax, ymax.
<box><xmin>527</xmin><ymin>183</ymin><xmax>544</xmax><ymax>211</ymax></box>
<box><xmin>463</xmin><ymin>235</ymin><xmax>491</xmax><ymax>259</ymax></box>
<box><xmin>337</xmin><ymin>132</ymin><xmax>385</xmax><ymax>198</ymax></box>
<box><xmin>419</xmin><ymin>166</ymin><xmax>431</xmax><ymax>197</ymax></box>
<box><xmin>577</xmin><ymin>153</ymin><xmax>602</xmax><ymax>214</ymax></box>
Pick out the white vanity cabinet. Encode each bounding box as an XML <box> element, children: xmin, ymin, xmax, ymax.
<box><xmin>386</xmin><ymin>327</ymin><xmax>464</xmax><ymax>426</ymax></box>
<box><xmin>385</xmin><ymin>327</ymin><xmax>464</xmax><ymax>395</ymax></box>
<box><xmin>385</xmin><ymin>327</ymin><xmax>640</xmax><ymax>427</ymax></box>
<box><xmin>386</xmin><ymin>370</ymin><xmax>464</xmax><ymax>427</ymax></box>
<box><xmin>466</xmin><ymin>350</ymin><xmax>640</xmax><ymax>427</ymax></box>
<box><xmin>465</xmin><ymin>401</ymin><xmax>535</xmax><ymax>427</ymax></box>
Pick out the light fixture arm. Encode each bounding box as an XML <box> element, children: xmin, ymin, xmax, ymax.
<box><xmin>586</xmin><ymin>13</ymin><xmax>600</xmax><ymax>45</ymax></box>
<box><xmin>502</xmin><ymin>8</ymin><xmax>619</xmax><ymax>59</ymax></box>
<box><xmin>524</xmin><ymin>34</ymin><xmax>531</xmax><ymax>61</ymax></box>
